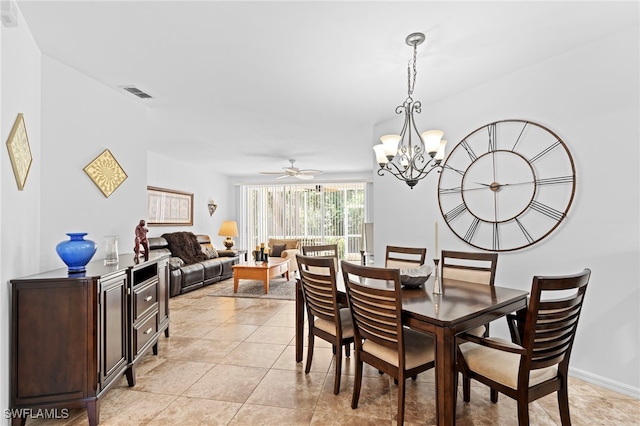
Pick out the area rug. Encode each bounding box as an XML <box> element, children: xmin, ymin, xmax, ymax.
<box><xmin>209</xmin><ymin>277</ymin><xmax>296</xmax><ymax>300</ymax></box>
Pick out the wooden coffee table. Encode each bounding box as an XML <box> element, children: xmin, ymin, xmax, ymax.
<box><xmin>232</xmin><ymin>257</ymin><xmax>289</xmax><ymax>294</ymax></box>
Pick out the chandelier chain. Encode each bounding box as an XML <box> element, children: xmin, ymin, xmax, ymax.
<box><xmin>407</xmin><ymin>43</ymin><xmax>418</xmax><ymax>99</ymax></box>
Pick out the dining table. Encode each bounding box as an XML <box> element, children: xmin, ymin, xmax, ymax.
<box><xmin>295</xmin><ymin>268</ymin><xmax>529</xmax><ymax>426</ymax></box>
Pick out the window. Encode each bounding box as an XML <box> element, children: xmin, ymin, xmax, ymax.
<box><xmin>239</xmin><ymin>183</ymin><xmax>367</xmax><ymax>261</ymax></box>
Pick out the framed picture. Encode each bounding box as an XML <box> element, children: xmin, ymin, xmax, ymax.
<box><xmin>6</xmin><ymin>113</ymin><xmax>33</xmax><ymax>191</ymax></box>
<box><xmin>83</xmin><ymin>149</ymin><xmax>128</xmax><ymax>198</ymax></box>
<box><xmin>147</xmin><ymin>186</ymin><xmax>194</xmax><ymax>226</ymax></box>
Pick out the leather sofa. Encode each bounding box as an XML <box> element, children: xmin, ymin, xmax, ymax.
<box><xmin>148</xmin><ymin>233</ymin><xmax>239</xmax><ymax>297</ymax></box>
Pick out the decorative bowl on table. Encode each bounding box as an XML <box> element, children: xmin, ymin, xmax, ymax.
<box><xmin>400</xmin><ymin>265</ymin><xmax>433</xmax><ymax>288</ymax></box>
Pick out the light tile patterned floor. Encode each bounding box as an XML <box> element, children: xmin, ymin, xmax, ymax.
<box><xmin>26</xmin><ymin>286</ymin><xmax>639</xmax><ymax>425</ymax></box>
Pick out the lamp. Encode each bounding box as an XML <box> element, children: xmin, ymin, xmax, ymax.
<box><xmin>374</xmin><ymin>32</ymin><xmax>447</xmax><ymax>189</ymax></box>
<box><xmin>218</xmin><ymin>220</ymin><xmax>238</xmax><ymax>249</ymax></box>
<box><xmin>207</xmin><ymin>200</ymin><xmax>217</xmax><ymax>216</ymax></box>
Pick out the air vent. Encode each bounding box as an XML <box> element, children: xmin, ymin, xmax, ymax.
<box><xmin>121</xmin><ymin>86</ymin><xmax>153</xmax><ymax>99</ymax></box>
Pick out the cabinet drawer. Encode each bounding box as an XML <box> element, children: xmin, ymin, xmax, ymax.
<box><xmin>134</xmin><ymin>279</ymin><xmax>158</xmax><ymax>321</ymax></box>
<box><xmin>134</xmin><ymin>312</ymin><xmax>158</xmax><ymax>355</ymax></box>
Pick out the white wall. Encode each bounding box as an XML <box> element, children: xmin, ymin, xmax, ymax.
<box><xmin>147</xmin><ymin>150</ymin><xmax>231</xmax><ymax>246</ymax></box>
<box><xmin>0</xmin><ymin>9</ymin><xmax>42</xmax><ymax>420</ymax></box>
<box><xmin>373</xmin><ymin>26</ymin><xmax>639</xmax><ymax>395</ymax></box>
<box><xmin>39</xmin><ymin>56</ymin><xmax>148</xmax><ymax>271</ymax></box>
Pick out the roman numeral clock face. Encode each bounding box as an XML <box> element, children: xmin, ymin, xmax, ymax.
<box><xmin>437</xmin><ymin>120</ymin><xmax>576</xmax><ymax>252</ymax></box>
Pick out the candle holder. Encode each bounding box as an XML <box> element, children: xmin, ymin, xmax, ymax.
<box><xmin>432</xmin><ymin>258</ymin><xmax>442</xmax><ymax>294</ymax></box>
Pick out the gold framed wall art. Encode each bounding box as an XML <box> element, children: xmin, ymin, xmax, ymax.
<box><xmin>83</xmin><ymin>149</ymin><xmax>128</xmax><ymax>197</ymax></box>
<box><xmin>147</xmin><ymin>186</ymin><xmax>194</xmax><ymax>226</ymax></box>
<box><xmin>6</xmin><ymin>113</ymin><xmax>33</xmax><ymax>190</ymax></box>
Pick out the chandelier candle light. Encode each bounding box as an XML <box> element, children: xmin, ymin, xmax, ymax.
<box><xmin>433</xmin><ymin>221</ymin><xmax>442</xmax><ymax>294</ymax></box>
<box><xmin>374</xmin><ymin>32</ymin><xmax>447</xmax><ymax>189</ymax></box>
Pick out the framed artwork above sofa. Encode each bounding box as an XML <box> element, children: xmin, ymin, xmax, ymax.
<box><xmin>147</xmin><ymin>186</ymin><xmax>194</xmax><ymax>226</ymax></box>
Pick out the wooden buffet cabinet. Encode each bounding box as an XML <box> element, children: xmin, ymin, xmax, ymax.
<box><xmin>9</xmin><ymin>254</ymin><xmax>170</xmax><ymax>426</ymax></box>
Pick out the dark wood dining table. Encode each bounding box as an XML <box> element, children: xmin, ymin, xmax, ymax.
<box><xmin>295</xmin><ymin>272</ymin><xmax>528</xmax><ymax>425</ymax></box>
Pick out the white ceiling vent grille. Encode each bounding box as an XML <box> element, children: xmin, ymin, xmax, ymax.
<box><xmin>121</xmin><ymin>86</ymin><xmax>153</xmax><ymax>99</ymax></box>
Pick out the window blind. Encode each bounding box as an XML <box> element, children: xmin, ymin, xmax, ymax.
<box><xmin>240</xmin><ymin>183</ymin><xmax>366</xmax><ymax>261</ymax></box>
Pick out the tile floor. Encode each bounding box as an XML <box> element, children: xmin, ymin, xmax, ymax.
<box><xmin>27</xmin><ymin>285</ymin><xmax>638</xmax><ymax>425</ymax></box>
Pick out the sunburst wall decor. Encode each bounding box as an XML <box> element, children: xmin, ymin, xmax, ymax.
<box><xmin>83</xmin><ymin>149</ymin><xmax>128</xmax><ymax>197</ymax></box>
<box><xmin>6</xmin><ymin>113</ymin><xmax>33</xmax><ymax>191</ymax></box>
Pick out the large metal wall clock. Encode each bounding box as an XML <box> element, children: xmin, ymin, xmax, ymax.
<box><xmin>437</xmin><ymin>119</ymin><xmax>576</xmax><ymax>252</ymax></box>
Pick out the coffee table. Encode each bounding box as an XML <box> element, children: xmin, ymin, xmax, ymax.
<box><xmin>232</xmin><ymin>257</ymin><xmax>289</xmax><ymax>294</ymax></box>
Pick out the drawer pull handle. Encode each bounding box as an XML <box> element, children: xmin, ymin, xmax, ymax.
<box><xmin>143</xmin><ymin>327</ymin><xmax>153</xmax><ymax>335</ymax></box>
<box><xmin>144</xmin><ymin>296</ymin><xmax>153</xmax><ymax>302</ymax></box>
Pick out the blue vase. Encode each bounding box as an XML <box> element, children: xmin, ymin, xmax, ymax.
<box><xmin>56</xmin><ymin>233</ymin><xmax>97</xmax><ymax>272</ymax></box>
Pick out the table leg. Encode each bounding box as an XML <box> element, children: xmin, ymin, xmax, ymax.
<box><xmin>233</xmin><ymin>274</ymin><xmax>239</xmax><ymax>293</ymax></box>
<box><xmin>434</xmin><ymin>327</ymin><xmax>457</xmax><ymax>426</ymax></box>
<box><xmin>295</xmin><ymin>279</ymin><xmax>304</xmax><ymax>362</ymax></box>
<box><xmin>263</xmin><ymin>268</ymin><xmax>269</xmax><ymax>293</ymax></box>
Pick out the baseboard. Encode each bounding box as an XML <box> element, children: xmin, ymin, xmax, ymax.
<box><xmin>570</xmin><ymin>367</ymin><xmax>640</xmax><ymax>399</ymax></box>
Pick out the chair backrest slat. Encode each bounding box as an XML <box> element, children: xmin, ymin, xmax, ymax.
<box><xmin>441</xmin><ymin>250</ymin><xmax>498</xmax><ymax>286</ymax></box>
<box><xmin>342</xmin><ymin>262</ymin><xmax>404</xmax><ymax>352</ymax></box>
<box><xmin>385</xmin><ymin>246</ymin><xmax>427</xmax><ymax>269</ymax></box>
<box><xmin>302</xmin><ymin>244</ymin><xmax>339</xmax><ymax>271</ymax></box>
<box><xmin>297</xmin><ymin>255</ymin><xmax>340</xmax><ymax>325</ymax></box>
<box><xmin>522</xmin><ymin>269</ymin><xmax>590</xmax><ymax>374</ymax></box>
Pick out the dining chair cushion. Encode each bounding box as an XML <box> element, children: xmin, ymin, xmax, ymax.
<box><xmin>459</xmin><ymin>338</ymin><xmax>558</xmax><ymax>389</ymax></box>
<box><xmin>442</xmin><ymin>266</ymin><xmax>492</xmax><ymax>285</ymax></box>
<box><xmin>314</xmin><ymin>308</ymin><xmax>354</xmax><ymax>339</ymax></box>
<box><xmin>386</xmin><ymin>259</ymin><xmax>424</xmax><ymax>269</ymax></box>
<box><xmin>465</xmin><ymin>325</ymin><xmax>486</xmax><ymax>337</ymax></box>
<box><xmin>362</xmin><ymin>328</ymin><xmax>434</xmax><ymax>370</ymax></box>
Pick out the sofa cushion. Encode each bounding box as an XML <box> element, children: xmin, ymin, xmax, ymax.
<box><xmin>180</xmin><ymin>262</ymin><xmax>205</xmax><ymax>287</ymax></box>
<box><xmin>162</xmin><ymin>232</ymin><xmax>208</xmax><ymax>264</ymax></box>
<box><xmin>148</xmin><ymin>237</ymin><xmax>169</xmax><ymax>250</ymax></box>
<box><xmin>201</xmin><ymin>259</ymin><xmax>223</xmax><ymax>280</ymax></box>
<box><xmin>268</xmin><ymin>238</ymin><xmax>300</xmax><ymax>250</ymax></box>
<box><xmin>271</xmin><ymin>244</ymin><xmax>287</xmax><ymax>257</ymax></box>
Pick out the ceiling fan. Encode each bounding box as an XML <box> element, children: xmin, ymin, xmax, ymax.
<box><xmin>260</xmin><ymin>159</ymin><xmax>323</xmax><ymax>180</ymax></box>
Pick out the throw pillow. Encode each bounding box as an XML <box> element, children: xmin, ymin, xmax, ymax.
<box><xmin>271</xmin><ymin>244</ymin><xmax>286</xmax><ymax>257</ymax></box>
<box><xmin>204</xmin><ymin>247</ymin><xmax>219</xmax><ymax>259</ymax></box>
<box><xmin>170</xmin><ymin>257</ymin><xmax>184</xmax><ymax>268</ymax></box>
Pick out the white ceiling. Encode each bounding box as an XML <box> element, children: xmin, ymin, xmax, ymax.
<box><xmin>16</xmin><ymin>1</ymin><xmax>639</xmax><ymax>177</ymax></box>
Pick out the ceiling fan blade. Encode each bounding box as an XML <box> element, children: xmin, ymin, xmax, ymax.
<box><xmin>295</xmin><ymin>174</ymin><xmax>314</xmax><ymax>180</ymax></box>
<box><xmin>260</xmin><ymin>171</ymin><xmax>287</xmax><ymax>175</ymax></box>
<box><xmin>276</xmin><ymin>175</ymin><xmax>292</xmax><ymax>180</ymax></box>
<box><xmin>299</xmin><ymin>169</ymin><xmax>323</xmax><ymax>175</ymax></box>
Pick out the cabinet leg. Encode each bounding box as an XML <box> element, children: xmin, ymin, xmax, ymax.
<box><xmin>11</xmin><ymin>416</ymin><xmax>26</xmax><ymax>426</ymax></box>
<box><xmin>87</xmin><ymin>398</ymin><xmax>100</xmax><ymax>426</ymax></box>
<box><xmin>164</xmin><ymin>326</ymin><xmax>170</xmax><ymax>337</ymax></box>
<box><xmin>126</xmin><ymin>365</ymin><xmax>136</xmax><ymax>387</ymax></box>
<box><xmin>153</xmin><ymin>342</ymin><xmax>159</xmax><ymax>355</ymax></box>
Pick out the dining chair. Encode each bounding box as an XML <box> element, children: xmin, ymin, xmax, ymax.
<box><xmin>441</xmin><ymin>250</ymin><xmax>499</xmax><ymax>334</ymax></box>
<box><xmin>296</xmin><ymin>254</ymin><xmax>354</xmax><ymax>395</ymax></box>
<box><xmin>441</xmin><ymin>250</ymin><xmax>500</xmax><ymax>400</ymax></box>
<box><xmin>301</xmin><ymin>243</ymin><xmax>339</xmax><ymax>271</ymax></box>
<box><xmin>341</xmin><ymin>261</ymin><xmax>435</xmax><ymax>425</ymax></box>
<box><xmin>456</xmin><ymin>269</ymin><xmax>591</xmax><ymax>425</ymax></box>
<box><xmin>385</xmin><ymin>245</ymin><xmax>427</xmax><ymax>269</ymax></box>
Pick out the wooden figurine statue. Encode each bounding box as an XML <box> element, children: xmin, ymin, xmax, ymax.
<box><xmin>134</xmin><ymin>219</ymin><xmax>149</xmax><ymax>261</ymax></box>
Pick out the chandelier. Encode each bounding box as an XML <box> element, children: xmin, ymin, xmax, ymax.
<box><xmin>373</xmin><ymin>32</ymin><xmax>446</xmax><ymax>189</ymax></box>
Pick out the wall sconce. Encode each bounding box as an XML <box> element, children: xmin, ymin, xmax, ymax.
<box><xmin>207</xmin><ymin>200</ymin><xmax>217</xmax><ymax>216</ymax></box>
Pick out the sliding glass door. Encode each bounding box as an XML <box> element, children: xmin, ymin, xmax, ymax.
<box><xmin>240</xmin><ymin>183</ymin><xmax>366</xmax><ymax>261</ymax></box>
